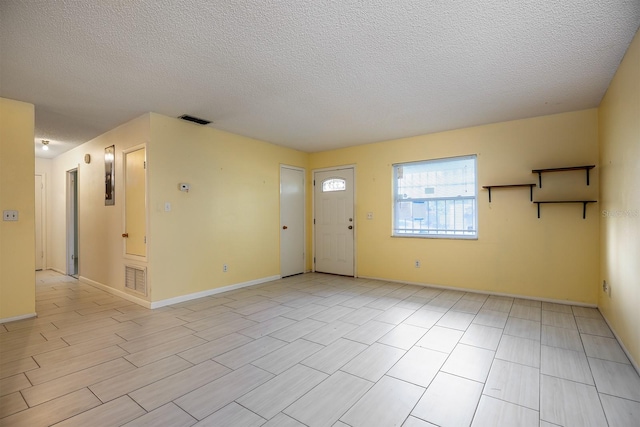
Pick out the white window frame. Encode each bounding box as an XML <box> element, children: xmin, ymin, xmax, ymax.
<box><xmin>392</xmin><ymin>155</ymin><xmax>478</xmax><ymax>239</ymax></box>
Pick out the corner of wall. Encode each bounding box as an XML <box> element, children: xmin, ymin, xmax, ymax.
<box><xmin>0</xmin><ymin>97</ymin><xmax>36</xmax><ymax>320</ymax></box>
<box><xmin>597</xmin><ymin>28</ymin><xmax>640</xmax><ymax>368</ymax></box>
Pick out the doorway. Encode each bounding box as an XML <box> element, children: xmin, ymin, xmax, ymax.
<box><xmin>313</xmin><ymin>167</ymin><xmax>355</xmax><ymax>276</ymax></box>
<box><xmin>66</xmin><ymin>169</ymin><xmax>78</xmax><ymax>277</ymax></box>
<box><xmin>35</xmin><ymin>174</ymin><xmax>44</xmax><ymax>270</ymax></box>
<box><xmin>280</xmin><ymin>166</ymin><xmax>305</xmax><ymax>277</ymax></box>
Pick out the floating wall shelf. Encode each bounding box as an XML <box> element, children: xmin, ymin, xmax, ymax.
<box><xmin>483</xmin><ymin>165</ymin><xmax>597</xmax><ymax>219</ymax></box>
<box><xmin>534</xmin><ymin>200</ymin><xmax>597</xmax><ymax>219</ymax></box>
<box><xmin>482</xmin><ymin>184</ymin><xmax>536</xmax><ymax>202</ymax></box>
<box><xmin>531</xmin><ymin>165</ymin><xmax>595</xmax><ymax>188</ymax></box>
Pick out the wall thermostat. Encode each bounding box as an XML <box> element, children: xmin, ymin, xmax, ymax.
<box><xmin>84</xmin><ymin>154</ymin><xmax>91</xmax><ymax>164</ymax></box>
<box><xmin>179</xmin><ymin>183</ymin><xmax>190</xmax><ymax>192</ymax></box>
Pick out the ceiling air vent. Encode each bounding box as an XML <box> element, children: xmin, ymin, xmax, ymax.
<box><xmin>178</xmin><ymin>114</ymin><xmax>211</xmax><ymax>125</ymax></box>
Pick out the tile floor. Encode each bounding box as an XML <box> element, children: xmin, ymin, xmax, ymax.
<box><xmin>1</xmin><ymin>270</ymin><xmax>639</xmax><ymax>426</ymax></box>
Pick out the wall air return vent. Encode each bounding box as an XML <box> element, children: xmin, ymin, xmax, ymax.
<box><xmin>178</xmin><ymin>114</ymin><xmax>211</xmax><ymax>125</ymax></box>
<box><xmin>125</xmin><ymin>265</ymin><xmax>147</xmax><ymax>296</ymax></box>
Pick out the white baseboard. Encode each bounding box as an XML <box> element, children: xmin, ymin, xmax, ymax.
<box><xmin>357</xmin><ymin>276</ymin><xmax>598</xmax><ymax>308</ymax></box>
<box><xmin>150</xmin><ymin>275</ymin><xmax>281</xmax><ymax>309</ymax></box>
<box><xmin>51</xmin><ymin>268</ymin><xmax>65</xmax><ymax>275</ymax></box>
<box><xmin>600</xmin><ymin>311</ymin><xmax>640</xmax><ymax>375</ymax></box>
<box><xmin>79</xmin><ymin>274</ymin><xmax>281</xmax><ymax>310</ymax></box>
<box><xmin>79</xmin><ymin>276</ymin><xmax>152</xmax><ymax>309</ymax></box>
<box><xmin>0</xmin><ymin>312</ymin><xmax>37</xmax><ymax>324</ymax></box>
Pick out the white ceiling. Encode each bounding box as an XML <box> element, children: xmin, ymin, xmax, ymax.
<box><xmin>1</xmin><ymin>1</ymin><xmax>639</xmax><ymax>159</ymax></box>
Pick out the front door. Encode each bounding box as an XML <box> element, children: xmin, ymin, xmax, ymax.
<box><xmin>314</xmin><ymin>167</ymin><xmax>354</xmax><ymax>276</ymax></box>
<box><xmin>280</xmin><ymin>166</ymin><xmax>305</xmax><ymax>277</ymax></box>
<box><xmin>124</xmin><ymin>148</ymin><xmax>146</xmax><ymax>257</ymax></box>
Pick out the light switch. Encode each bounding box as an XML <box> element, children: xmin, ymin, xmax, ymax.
<box><xmin>3</xmin><ymin>210</ymin><xmax>18</xmax><ymax>221</ymax></box>
<box><xmin>164</xmin><ymin>202</ymin><xmax>171</xmax><ymax>212</ymax></box>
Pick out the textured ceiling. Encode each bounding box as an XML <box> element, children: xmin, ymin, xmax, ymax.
<box><xmin>1</xmin><ymin>1</ymin><xmax>639</xmax><ymax>159</ymax></box>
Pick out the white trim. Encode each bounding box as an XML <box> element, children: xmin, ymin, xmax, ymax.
<box><xmin>66</xmin><ymin>167</ymin><xmax>80</xmax><ymax>276</ymax></box>
<box><xmin>80</xmin><ymin>274</ymin><xmax>281</xmax><ymax>310</ymax></box>
<box><xmin>600</xmin><ymin>311</ymin><xmax>640</xmax><ymax>375</ymax></box>
<box><xmin>51</xmin><ymin>267</ymin><xmax>65</xmax><ymax>275</ymax></box>
<box><xmin>35</xmin><ymin>173</ymin><xmax>46</xmax><ymax>270</ymax></box>
<box><xmin>357</xmin><ymin>275</ymin><xmax>598</xmax><ymax>308</ymax></box>
<box><xmin>149</xmin><ymin>275</ymin><xmax>281</xmax><ymax>309</ymax></box>
<box><xmin>0</xmin><ymin>313</ymin><xmax>37</xmax><ymax>324</ymax></box>
<box><xmin>79</xmin><ymin>276</ymin><xmax>152</xmax><ymax>308</ymax></box>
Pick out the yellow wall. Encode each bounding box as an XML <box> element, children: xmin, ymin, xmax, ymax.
<box><xmin>49</xmin><ymin>114</ymin><xmax>150</xmax><ymax>299</ymax></box>
<box><xmin>147</xmin><ymin>113</ymin><xmax>308</xmax><ymax>301</ymax></box>
<box><xmin>311</xmin><ymin>109</ymin><xmax>600</xmax><ymax>303</ymax></box>
<box><xmin>598</xmin><ymin>29</ymin><xmax>640</xmax><ymax>366</ymax></box>
<box><xmin>0</xmin><ymin>97</ymin><xmax>36</xmax><ymax>320</ymax></box>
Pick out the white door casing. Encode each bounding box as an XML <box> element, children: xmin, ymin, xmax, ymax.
<box><xmin>66</xmin><ymin>169</ymin><xmax>78</xmax><ymax>276</ymax></box>
<box><xmin>314</xmin><ymin>167</ymin><xmax>355</xmax><ymax>276</ymax></box>
<box><xmin>280</xmin><ymin>166</ymin><xmax>305</xmax><ymax>277</ymax></box>
<box><xmin>35</xmin><ymin>174</ymin><xmax>44</xmax><ymax>270</ymax></box>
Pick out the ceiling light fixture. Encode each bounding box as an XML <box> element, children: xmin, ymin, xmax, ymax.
<box><xmin>42</xmin><ymin>140</ymin><xmax>50</xmax><ymax>151</ymax></box>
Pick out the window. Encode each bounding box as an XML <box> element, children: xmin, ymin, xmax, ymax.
<box><xmin>322</xmin><ymin>178</ymin><xmax>346</xmax><ymax>192</ymax></box>
<box><xmin>393</xmin><ymin>155</ymin><xmax>477</xmax><ymax>238</ymax></box>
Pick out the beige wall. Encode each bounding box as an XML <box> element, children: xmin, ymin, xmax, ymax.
<box><xmin>0</xmin><ymin>97</ymin><xmax>36</xmax><ymax>321</ymax></box>
<box><xmin>147</xmin><ymin>114</ymin><xmax>309</xmax><ymax>302</ymax></box>
<box><xmin>598</xmin><ymin>29</ymin><xmax>640</xmax><ymax>366</ymax></box>
<box><xmin>49</xmin><ymin>114</ymin><xmax>150</xmax><ymax>299</ymax></box>
<box><xmin>310</xmin><ymin>109</ymin><xmax>600</xmax><ymax>304</ymax></box>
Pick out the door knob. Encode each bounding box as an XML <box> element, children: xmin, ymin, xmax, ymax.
<box><xmin>348</xmin><ymin>225</ymin><xmax>353</xmax><ymax>229</ymax></box>
<box><xmin>122</xmin><ymin>233</ymin><xmax>129</xmax><ymax>238</ymax></box>
<box><xmin>282</xmin><ymin>226</ymin><xmax>288</xmax><ymax>230</ymax></box>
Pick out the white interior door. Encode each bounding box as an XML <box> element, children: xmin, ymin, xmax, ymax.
<box><xmin>35</xmin><ymin>174</ymin><xmax>43</xmax><ymax>270</ymax></box>
<box><xmin>314</xmin><ymin>167</ymin><xmax>354</xmax><ymax>276</ymax></box>
<box><xmin>280</xmin><ymin>166</ymin><xmax>305</xmax><ymax>277</ymax></box>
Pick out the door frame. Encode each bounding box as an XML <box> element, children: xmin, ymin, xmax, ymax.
<box><xmin>35</xmin><ymin>173</ymin><xmax>46</xmax><ymax>270</ymax></box>
<box><xmin>122</xmin><ymin>144</ymin><xmax>148</xmax><ymax>262</ymax></box>
<box><xmin>66</xmin><ymin>168</ymin><xmax>79</xmax><ymax>276</ymax></box>
<box><xmin>312</xmin><ymin>165</ymin><xmax>357</xmax><ymax>277</ymax></box>
<box><xmin>279</xmin><ymin>165</ymin><xmax>306</xmax><ymax>277</ymax></box>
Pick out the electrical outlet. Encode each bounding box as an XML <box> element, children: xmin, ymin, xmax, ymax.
<box><xmin>415</xmin><ymin>260</ymin><xmax>421</xmax><ymax>268</ymax></box>
<box><xmin>3</xmin><ymin>210</ymin><xmax>18</xmax><ymax>221</ymax></box>
<box><xmin>366</xmin><ymin>212</ymin><xmax>374</xmax><ymax>220</ymax></box>
<box><xmin>223</xmin><ymin>264</ymin><xmax>228</xmax><ymax>273</ymax></box>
